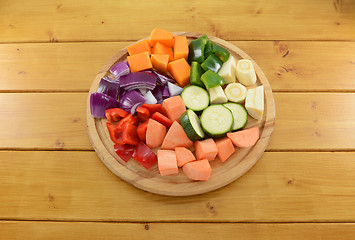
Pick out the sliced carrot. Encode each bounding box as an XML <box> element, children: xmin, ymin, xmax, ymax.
<box><xmin>227</xmin><ymin>127</ymin><xmax>260</xmax><ymax>147</ymax></box>
<box><xmin>194</xmin><ymin>138</ymin><xmax>219</xmax><ymax>161</ymax></box>
<box><xmin>152</xmin><ymin>42</ymin><xmax>173</xmax><ymax>62</ymax></box>
<box><xmin>173</xmin><ymin>36</ymin><xmax>189</xmax><ymax>60</ymax></box>
<box><xmin>127</xmin><ymin>51</ymin><xmax>153</xmax><ymax>72</ymax></box>
<box><xmin>151</xmin><ymin>54</ymin><xmax>169</xmax><ymax>73</ymax></box>
<box><xmin>215</xmin><ymin>137</ymin><xmax>235</xmax><ymax>162</ymax></box>
<box><xmin>146</xmin><ymin>118</ymin><xmax>167</xmax><ymax>149</ymax></box>
<box><xmin>183</xmin><ymin>159</ymin><xmax>212</xmax><ymax>181</ymax></box>
<box><xmin>149</xmin><ymin>28</ymin><xmax>174</xmax><ymax>48</ymax></box>
<box><xmin>142</xmin><ymin>103</ymin><xmax>163</xmax><ymax>114</ymax></box>
<box><xmin>137</xmin><ymin>120</ymin><xmax>149</xmax><ymax>143</ymax></box>
<box><xmin>161</xmin><ymin>121</ymin><xmax>193</xmax><ymax>150</ymax></box>
<box><xmin>127</xmin><ymin>40</ymin><xmax>151</xmax><ymax>56</ymax></box>
<box><xmin>151</xmin><ymin>112</ymin><xmax>173</xmax><ymax>128</ymax></box>
<box><xmin>175</xmin><ymin>147</ymin><xmax>196</xmax><ymax>167</ymax></box>
<box><xmin>162</xmin><ymin>95</ymin><xmax>186</xmax><ymax>122</ymax></box>
<box><xmin>136</xmin><ymin>106</ymin><xmax>150</xmax><ymax>122</ymax></box>
<box><xmin>157</xmin><ymin>150</ymin><xmax>179</xmax><ymax>176</ymax></box>
<box><xmin>167</xmin><ymin>58</ymin><xmax>191</xmax><ymax>87</ymax></box>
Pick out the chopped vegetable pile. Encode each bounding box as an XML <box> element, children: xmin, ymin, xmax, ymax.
<box><xmin>90</xmin><ymin>28</ymin><xmax>264</xmax><ymax>181</ymax></box>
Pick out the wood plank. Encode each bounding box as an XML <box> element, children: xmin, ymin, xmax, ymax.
<box><xmin>1</xmin><ymin>42</ymin><xmax>354</xmax><ymax>92</ymax></box>
<box><xmin>1</xmin><ymin>93</ymin><xmax>354</xmax><ymax>150</ymax></box>
<box><xmin>1</xmin><ymin>222</ymin><xmax>355</xmax><ymax>240</ymax></box>
<box><xmin>1</xmin><ymin>151</ymin><xmax>355</xmax><ymax>222</ymax></box>
<box><xmin>0</xmin><ymin>0</ymin><xmax>354</xmax><ymax>42</ymax></box>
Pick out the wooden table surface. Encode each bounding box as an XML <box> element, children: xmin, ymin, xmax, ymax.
<box><xmin>1</xmin><ymin>0</ymin><xmax>355</xmax><ymax>239</ymax></box>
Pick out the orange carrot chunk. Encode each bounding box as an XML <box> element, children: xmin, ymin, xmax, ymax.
<box><xmin>227</xmin><ymin>127</ymin><xmax>260</xmax><ymax>147</ymax></box>
<box><xmin>152</xmin><ymin>42</ymin><xmax>174</xmax><ymax>62</ymax></box>
<box><xmin>167</xmin><ymin>58</ymin><xmax>191</xmax><ymax>87</ymax></box>
<box><xmin>157</xmin><ymin>150</ymin><xmax>179</xmax><ymax>176</ymax></box>
<box><xmin>183</xmin><ymin>159</ymin><xmax>212</xmax><ymax>181</ymax></box>
<box><xmin>162</xmin><ymin>95</ymin><xmax>186</xmax><ymax>122</ymax></box>
<box><xmin>173</xmin><ymin>36</ymin><xmax>189</xmax><ymax>60</ymax></box>
<box><xmin>161</xmin><ymin>121</ymin><xmax>193</xmax><ymax>150</ymax></box>
<box><xmin>151</xmin><ymin>54</ymin><xmax>169</xmax><ymax>73</ymax></box>
<box><xmin>127</xmin><ymin>52</ymin><xmax>153</xmax><ymax>72</ymax></box>
<box><xmin>215</xmin><ymin>137</ymin><xmax>235</xmax><ymax>162</ymax></box>
<box><xmin>149</xmin><ymin>28</ymin><xmax>174</xmax><ymax>48</ymax></box>
<box><xmin>194</xmin><ymin>138</ymin><xmax>219</xmax><ymax>161</ymax></box>
<box><xmin>127</xmin><ymin>40</ymin><xmax>151</xmax><ymax>56</ymax></box>
<box><xmin>146</xmin><ymin>119</ymin><xmax>167</xmax><ymax>149</ymax></box>
<box><xmin>175</xmin><ymin>147</ymin><xmax>196</xmax><ymax>167</ymax></box>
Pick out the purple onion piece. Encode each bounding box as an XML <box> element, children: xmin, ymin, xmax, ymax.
<box><xmin>119</xmin><ymin>90</ymin><xmax>145</xmax><ymax>113</ymax></box>
<box><xmin>152</xmin><ymin>70</ymin><xmax>176</xmax><ymax>85</ymax></box>
<box><xmin>97</xmin><ymin>76</ymin><xmax>120</xmax><ymax>100</ymax></box>
<box><xmin>90</xmin><ymin>92</ymin><xmax>120</xmax><ymax>118</ymax></box>
<box><xmin>120</xmin><ymin>72</ymin><xmax>157</xmax><ymax>91</ymax></box>
<box><xmin>110</xmin><ymin>61</ymin><xmax>130</xmax><ymax>80</ymax></box>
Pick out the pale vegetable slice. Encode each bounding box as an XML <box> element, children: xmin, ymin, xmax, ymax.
<box><xmin>224</xmin><ymin>83</ymin><xmax>247</xmax><ymax>103</ymax></box>
<box><xmin>236</xmin><ymin>59</ymin><xmax>257</xmax><ymax>86</ymax></box>
<box><xmin>218</xmin><ymin>55</ymin><xmax>237</xmax><ymax>84</ymax></box>
<box><xmin>208</xmin><ymin>85</ymin><xmax>228</xmax><ymax>104</ymax></box>
<box><xmin>245</xmin><ymin>85</ymin><xmax>264</xmax><ymax>120</ymax></box>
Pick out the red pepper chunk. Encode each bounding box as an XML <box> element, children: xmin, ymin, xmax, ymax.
<box><xmin>136</xmin><ymin>106</ymin><xmax>150</xmax><ymax>122</ymax></box>
<box><xmin>142</xmin><ymin>103</ymin><xmax>163</xmax><ymax>115</ymax></box>
<box><xmin>132</xmin><ymin>142</ymin><xmax>158</xmax><ymax>169</ymax></box>
<box><xmin>106</xmin><ymin>122</ymin><xmax>125</xmax><ymax>145</ymax></box>
<box><xmin>114</xmin><ymin>144</ymin><xmax>135</xmax><ymax>162</ymax></box>
<box><xmin>121</xmin><ymin>122</ymin><xmax>139</xmax><ymax>146</ymax></box>
<box><xmin>117</xmin><ymin>114</ymin><xmax>138</xmax><ymax>128</ymax></box>
<box><xmin>137</xmin><ymin>120</ymin><xmax>149</xmax><ymax>142</ymax></box>
<box><xmin>151</xmin><ymin>112</ymin><xmax>173</xmax><ymax>128</ymax></box>
<box><xmin>105</xmin><ymin>108</ymin><xmax>129</xmax><ymax>123</ymax></box>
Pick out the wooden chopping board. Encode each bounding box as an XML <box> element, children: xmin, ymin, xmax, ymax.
<box><xmin>86</xmin><ymin>32</ymin><xmax>275</xmax><ymax>196</ymax></box>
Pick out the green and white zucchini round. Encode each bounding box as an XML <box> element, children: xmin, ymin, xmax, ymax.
<box><xmin>181</xmin><ymin>85</ymin><xmax>209</xmax><ymax>111</ymax></box>
<box><xmin>180</xmin><ymin>109</ymin><xmax>205</xmax><ymax>141</ymax></box>
<box><xmin>223</xmin><ymin>102</ymin><xmax>248</xmax><ymax>131</ymax></box>
<box><xmin>200</xmin><ymin>104</ymin><xmax>233</xmax><ymax>138</ymax></box>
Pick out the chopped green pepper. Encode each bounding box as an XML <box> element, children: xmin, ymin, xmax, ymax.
<box><xmin>212</xmin><ymin>42</ymin><xmax>230</xmax><ymax>62</ymax></box>
<box><xmin>201</xmin><ymin>53</ymin><xmax>223</xmax><ymax>73</ymax></box>
<box><xmin>204</xmin><ymin>39</ymin><xmax>213</xmax><ymax>58</ymax></box>
<box><xmin>188</xmin><ymin>35</ymin><xmax>208</xmax><ymax>64</ymax></box>
<box><xmin>201</xmin><ymin>70</ymin><xmax>226</xmax><ymax>89</ymax></box>
<box><xmin>190</xmin><ymin>61</ymin><xmax>205</xmax><ymax>88</ymax></box>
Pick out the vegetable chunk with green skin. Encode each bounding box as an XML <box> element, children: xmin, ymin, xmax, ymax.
<box><xmin>201</xmin><ymin>70</ymin><xmax>226</xmax><ymax>89</ymax></box>
<box><xmin>181</xmin><ymin>85</ymin><xmax>209</xmax><ymax>111</ymax></box>
<box><xmin>200</xmin><ymin>104</ymin><xmax>234</xmax><ymax>138</ymax></box>
<box><xmin>187</xmin><ymin>35</ymin><xmax>208</xmax><ymax>64</ymax></box>
<box><xmin>204</xmin><ymin>39</ymin><xmax>213</xmax><ymax>58</ymax></box>
<box><xmin>180</xmin><ymin>110</ymin><xmax>205</xmax><ymax>141</ymax></box>
<box><xmin>201</xmin><ymin>54</ymin><xmax>224</xmax><ymax>73</ymax></box>
<box><xmin>190</xmin><ymin>62</ymin><xmax>205</xmax><ymax>88</ymax></box>
<box><xmin>212</xmin><ymin>42</ymin><xmax>230</xmax><ymax>62</ymax></box>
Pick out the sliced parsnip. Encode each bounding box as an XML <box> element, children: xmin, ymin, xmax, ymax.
<box><xmin>224</xmin><ymin>83</ymin><xmax>247</xmax><ymax>103</ymax></box>
<box><xmin>208</xmin><ymin>85</ymin><xmax>228</xmax><ymax>104</ymax></box>
<box><xmin>218</xmin><ymin>55</ymin><xmax>237</xmax><ymax>84</ymax></box>
<box><xmin>236</xmin><ymin>59</ymin><xmax>257</xmax><ymax>86</ymax></box>
<box><xmin>245</xmin><ymin>85</ymin><xmax>264</xmax><ymax>120</ymax></box>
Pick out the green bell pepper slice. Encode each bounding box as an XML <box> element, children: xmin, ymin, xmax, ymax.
<box><xmin>190</xmin><ymin>61</ymin><xmax>205</xmax><ymax>88</ymax></box>
<box><xmin>212</xmin><ymin>42</ymin><xmax>230</xmax><ymax>62</ymax></box>
<box><xmin>201</xmin><ymin>53</ymin><xmax>223</xmax><ymax>73</ymax></box>
<box><xmin>204</xmin><ymin>39</ymin><xmax>213</xmax><ymax>58</ymax></box>
<box><xmin>201</xmin><ymin>70</ymin><xmax>226</xmax><ymax>89</ymax></box>
<box><xmin>188</xmin><ymin>34</ymin><xmax>208</xmax><ymax>64</ymax></box>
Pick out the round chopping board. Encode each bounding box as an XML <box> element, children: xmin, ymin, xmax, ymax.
<box><xmin>86</xmin><ymin>32</ymin><xmax>275</xmax><ymax>196</ymax></box>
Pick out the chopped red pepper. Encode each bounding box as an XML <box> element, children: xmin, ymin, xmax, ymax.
<box><xmin>117</xmin><ymin>114</ymin><xmax>138</xmax><ymax>128</ymax></box>
<box><xmin>114</xmin><ymin>144</ymin><xmax>135</xmax><ymax>162</ymax></box>
<box><xmin>106</xmin><ymin>122</ymin><xmax>125</xmax><ymax>145</ymax></box>
<box><xmin>121</xmin><ymin>122</ymin><xmax>139</xmax><ymax>146</ymax></box>
<box><xmin>151</xmin><ymin>112</ymin><xmax>173</xmax><ymax>128</ymax></box>
<box><xmin>137</xmin><ymin>120</ymin><xmax>149</xmax><ymax>142</ymax></box>
<box><xmin>142</xmin><ymin>103</ymin><xmax>163</xmax><ymax>115</ymax></box>
<box><xmin>136</xmin><ymin>106</ymin><xmax>150</xmax><ymax>122</ymax></box>
<box><xmin>132</xmin><ymin>141</ymin><xmax>158</xmax><ymax>169</ymax></box>
<box><xmin>105</xmin><ymin>108</ymin><xmax>129</xmax><ymax>123</ymax></box>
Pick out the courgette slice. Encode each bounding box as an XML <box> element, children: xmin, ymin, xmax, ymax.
<box><xmin>181</xmin><ymin>85</ymin><xmax>209</xmax><ymax>111</ymax></box>
<box><xmin>223</xmin><ymin>102</ymin><xmax>248</xmax><ymax>131</ymax></box>
<box><xmin>200</xmin><ymin>104</ymin><xmax>233</xmax><ymax>137</ymax></box>
<box><xmin>180</xmin><ymin>110</ymin><xmax>205</xmax><ymax>141</ymax></box>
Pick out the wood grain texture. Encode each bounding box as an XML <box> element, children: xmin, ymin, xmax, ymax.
<box><xmin>0</xmin><ymin>93</ymin><xmax>354</xmax><ymax>150</ymax></box>
<box><xmin>86</xmin><ymin>33</ymin><xmax>275</xmax><ymax>196</ymax></box>
<box><xmin>1</xmin><ymin>41</ymin><xmax>354</xmax><ymax>92</ymax></box>
<box><xmin>0</xmin><ymin>0</ymin><xmax>354</xmax><ymax>42</ymax></box>
<box><xmin>1</xmin><ymin>222</ymin><xmax>355</xmax><ymax>240</ymax></box>
<box><xmin>1</xmin><ymin>151</ymin><xmax>355</xmax><ymax>222</ymax></box>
